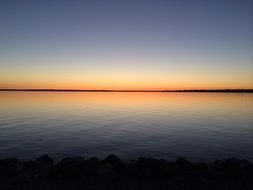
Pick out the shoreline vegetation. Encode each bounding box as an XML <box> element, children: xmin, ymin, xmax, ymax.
<box><xmin>0</xmin><ymin>89</ymin><xmax>253</xmax><ymax>93</ymax></box>
<box><xmin>1</xmin><ymin>155</ymin><xmax>252</xmax><ymax>190</ymax></box>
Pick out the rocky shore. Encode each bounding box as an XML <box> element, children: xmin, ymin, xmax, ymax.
<box><xmin>0</xmin><ymin>155</ymin><xmax>253</xmax><ymax>190</ymax></box>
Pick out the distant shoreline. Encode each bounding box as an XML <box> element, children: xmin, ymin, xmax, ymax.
<box><xmin>0</xmin><ymin>89</ymin><xmax>253</xmax><ymax>93</ymax></box>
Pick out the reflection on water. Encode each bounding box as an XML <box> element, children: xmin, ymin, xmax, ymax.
<box><xmin>0</xmin><ymin>92</ymin><xmax>253</xmax><ymax>161</ymax></box>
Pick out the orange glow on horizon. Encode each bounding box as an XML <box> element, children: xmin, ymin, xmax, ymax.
<box><xmin>1</xmin><ymin>79</ymin><xmax>253</xmax><ymax>90</ymax></box>
<box><xmin>1</xmin><ymin>67</ymin><xmax>253</xmax><ymax>90</ymax></box>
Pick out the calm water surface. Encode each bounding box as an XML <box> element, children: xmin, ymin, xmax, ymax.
<box><xmin>0</xmin><ymin>92</ymin><xmax>253</xmax><ymax>161</ymax></box>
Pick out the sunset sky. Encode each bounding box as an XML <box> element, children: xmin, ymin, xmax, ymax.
<box><xmin>0</xmin><ymin>0</ymin><xmax>252</xmax><ymax>90</ymax></box>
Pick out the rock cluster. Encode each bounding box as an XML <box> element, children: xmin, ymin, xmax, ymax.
<box><xmin>0</xmin><ymin>155</ymin><xmax>252</xmax><ymax>190</ymax></box>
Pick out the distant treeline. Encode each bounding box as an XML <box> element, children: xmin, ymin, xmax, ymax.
<box><xmin>0</xmin><ymin>89</ymin><xmax>253</xmax><ymax>93</ymax></box>
<box><xmin>162</xmin><ymin>89</ymin><xmax>253</xmax><ymax>93</ymax></box>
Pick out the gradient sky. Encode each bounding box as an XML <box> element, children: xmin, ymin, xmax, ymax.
<box><xmin>0</xmin><ymin>0</ymin><xmax>252</xmax><ymax>90</ymax></box>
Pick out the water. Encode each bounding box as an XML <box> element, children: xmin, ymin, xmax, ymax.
<box><xmin>0</xmin><ymin>92</ymin><xmax>252</xmax><ymax>161</ymax></box>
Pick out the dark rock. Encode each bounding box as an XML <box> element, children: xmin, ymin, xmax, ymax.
<box><xmin>0</xmin><ymin>158</ymin><xmax>20</xmax><ymax>177</ymax></box>
<box><xmin>0</xmin><ymin>155</ymin><xmax>253</xmax><ymax>190</ymax></box>
<box><xmin>135</xmin><ymin>157</ymin><xmax>169</xmax><ymax>178</ymax></box>
<box><xmin>86</xmin><ymin>157</ymin><xmax>100</xmax><ymax>170</ymax></box>
<box><xmin>22</xmin><ymin>159</ymin><xmax>53</xmax><ymax>181</ymax></box>
<box><xmin>104</xmin><ymin>154</ymin><xmax>121</xmax><ymax>165</ymax></box>
<box><xmin>170</xmin><ymin>174</ymin><xmax>209</xmax><ymax>190</ymax></box>
<box><xmin>176</xmin><ymin>157</ymin><xmax>192</xmax><ymax>170</ymax></box>
<box><xmin>60</xmin><ymin>156</ymin><xmax>85</xmax><ymax>165</ymax></box>
<box><xmin>193</xmin><ymin>162</ymin><xmax>208</xmax><ymax>170</ymax></box>
<box><xmin>56</xmin><ymin>157</ymin><xmax>86</xmax><ymax>177</ymax></box>
<box><xmin>103</xmin><ymin>154</ymin><xmax>125</xmax><ymax>174</ymax></box>
<box><xmin>36</xmin><ymin>154</ymin><xmax>53</xmax><ymax>165</ymax></box>
<box><xmin>213</xmin><ymin>158</ymin><xmax>244</xmax><ymax>177</ymax></box>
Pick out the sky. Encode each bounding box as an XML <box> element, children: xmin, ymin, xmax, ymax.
<box><xmin>0</xmin><ymin>0</ymin><xmax>252</xmax><ymax>90</ymax></box>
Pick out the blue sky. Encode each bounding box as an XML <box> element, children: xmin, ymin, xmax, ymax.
<box><xmin>0</xmin><ymin>0</ymin><xmax>252</xmax><ymax>89</ymax></box>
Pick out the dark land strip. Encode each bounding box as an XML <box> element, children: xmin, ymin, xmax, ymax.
<box><xmin>0</xmin><ymin>89</ymin><xmax>253</xmax><ymax>93</ymax></box>
<box><xmin>1</xmin><ymin>155</ymin><xmax>253</xmax><ymax>190</ymax></box>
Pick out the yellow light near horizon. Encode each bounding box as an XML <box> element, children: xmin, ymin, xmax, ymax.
<box><xmin>0</xmin><ymin>63</ymin><xmax>253</xmax><ymax>90</ymax></box>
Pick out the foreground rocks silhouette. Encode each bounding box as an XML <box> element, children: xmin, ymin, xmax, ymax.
<box><xmin>0</xmin><ymin>155</ymin><xmax>253</xmax><ymax>190</ymax></box>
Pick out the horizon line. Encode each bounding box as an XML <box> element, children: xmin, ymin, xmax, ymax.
<box><xmin>0</xmin><ymin>88</ymin><xmax>253</xmax><ymax>93</ymax></box>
